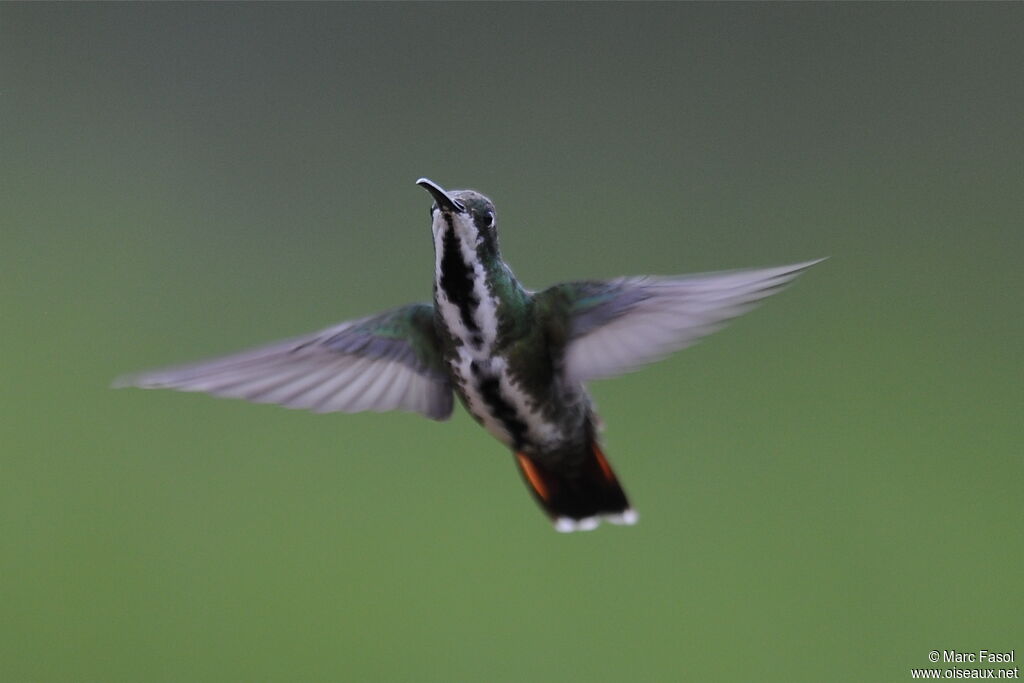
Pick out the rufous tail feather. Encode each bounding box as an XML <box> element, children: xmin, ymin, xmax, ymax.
<box><xmin>514</xmin><ymin>441</ymin><xmax>637</xmax><ymax>532</ymax></box>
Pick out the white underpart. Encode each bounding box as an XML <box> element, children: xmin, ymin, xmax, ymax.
<box><xmin>554</xmin><ymin>508</ymin><xmax>639</xmax><ymax>533</ymax></box>
<box><xmin>432</xmin><ymin>210</ymin><xmax>562</xmax><ymax>449</ymax></box>
<box><xmin>490</xmin><ymin>357</ymin><xmax>562</xmax><ymax>445</ymax></box>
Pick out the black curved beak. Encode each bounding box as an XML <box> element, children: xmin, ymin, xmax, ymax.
<box><xmin>416</xmin><ymin>177</ymin><xmax>465</xmax><ymax>213</ymax></box>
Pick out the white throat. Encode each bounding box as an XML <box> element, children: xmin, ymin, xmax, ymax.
<box><xmin>432</xmin><ymin>210</ymin><xmax>498</xmax><ymax>352</ymax></box>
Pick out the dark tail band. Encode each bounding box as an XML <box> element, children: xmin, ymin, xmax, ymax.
<box><xmin>514</xmin><ymin>441</ymin><xmax>637</xmax><ymax>532</ymax></box>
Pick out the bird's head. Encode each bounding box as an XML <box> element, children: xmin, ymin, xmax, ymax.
<box><xmin>417</xmin><ymin>178</ymin><xmax>500</xmax><ymax>259</ymax></box>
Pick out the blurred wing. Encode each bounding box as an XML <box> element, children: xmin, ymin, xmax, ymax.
<box><xmin>114</xmin><ymin>304</ymin><xmax>454</xmax><ymax>420</ymax></box>
<box><xmin>539</xmin><ymin>259</ymin><xmax>824</xmax><ymax>383</ymax></box>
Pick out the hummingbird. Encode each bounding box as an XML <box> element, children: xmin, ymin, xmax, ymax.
<box><xmin>115</xmin><ymin>178</ymin><xmax>823</xmax><ymax>532</ymax></box>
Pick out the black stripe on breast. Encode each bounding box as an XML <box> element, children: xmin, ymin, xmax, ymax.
<box><xmin>476</xmin><ymin>372</ymin><xmax>529</xmax><ymax>449</ymax></box>
<box><xmin>439</xmin><ymin>221</ymin><xmax>481</xmax><ymax>334</ymax></box>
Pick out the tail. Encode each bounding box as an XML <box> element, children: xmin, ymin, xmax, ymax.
<box><xmin>514</xmin><ymin>440</ymin><xmax>637</xmax><ymax>532</ymax></box>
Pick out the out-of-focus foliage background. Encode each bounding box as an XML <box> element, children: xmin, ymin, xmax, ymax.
<box><xmin>2</xmin><ymin>4</ymin><xmax>1021</xmax><ymax>681</ymax></box>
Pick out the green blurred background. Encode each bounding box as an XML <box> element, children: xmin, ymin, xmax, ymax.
<box><xmin>2</xmin><ymin>4</ymin><xmax>1021</xmax><ymax>681</ymax></box>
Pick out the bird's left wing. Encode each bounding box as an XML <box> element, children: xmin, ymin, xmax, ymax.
<box><xmin>113</xmin><ymin>304</ymin><xmax>454</xmax><ymax>420</ymax></box>
<box><xmin>536</xmin><ymin>259</ymin><xmax>824</xmax><ymax>384</ymax></box>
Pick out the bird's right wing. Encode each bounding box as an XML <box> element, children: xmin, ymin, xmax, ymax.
<box><xmin>536</xmin><ymin>259</ymin><xmax>824</xmax><ymax>384</ymax></box>
<box><xmin>113</xmin><ymin>304</ymin><xmax>454</xmax><ymax>420</ymax></box>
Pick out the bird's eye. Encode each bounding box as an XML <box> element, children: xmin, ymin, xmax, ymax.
<box><xmin>476</xmin><ymin>210</ymin><xmax>495</xmax><ymax>231</ymax></box>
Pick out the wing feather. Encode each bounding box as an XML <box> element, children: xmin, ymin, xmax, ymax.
<box><xmin>114</xmin><ymin>304</ymin><xmax>454</xmax><ymax>420</ymax></box>
<box><xmin>538</xmin><ymin>259</ymin><xmax>824</xmax><ymax>383</ymax></box>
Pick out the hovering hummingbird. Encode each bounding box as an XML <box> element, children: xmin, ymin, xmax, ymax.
<box><xmin>116</xmin><ymin>178</ymin><xmax>823</xmax><ymax>532</ymax></box>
